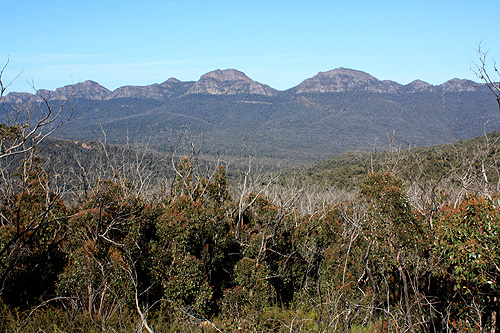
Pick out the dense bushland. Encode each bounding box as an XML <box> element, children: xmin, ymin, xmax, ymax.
<box><xmin>0</xmin><ymin>134</ymin><xmax>499</xmax><ymax>332</ymax></box>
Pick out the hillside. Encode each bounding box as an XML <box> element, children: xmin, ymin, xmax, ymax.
<box><xmin>2</xmin><ymin>68</ymin><xmax>498</xmax><ymax>162</ymax></box>
<box><xmin>31</xmin><ymin>131</ymin><xmax>500</xmax><ymax>202</ymax></box>
<box><xmin>286</xmin><ymin>131</ymin><xmax>500</xmax><ymax>191</ymax></box>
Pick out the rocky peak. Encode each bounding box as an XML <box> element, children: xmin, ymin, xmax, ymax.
<box><xmin>2</xmin><ymin>69</ymin><xmax>485</xmax><ymax>103</ymax></box>
<box><xmin>405</xmin><ymin>80</ymin><xmax>433</xmax><ymax>92</ymax></box>
<box><xmin>1</xmin><ymin>92</ymin><xmax>33</xmax><ymax>104</ymax></box>
<box><xmin>185</xmin><ymin>69</ymin><xmax>276</xmax><ymax>96</ymax></box>
<box><xmin>110</xmin><ymin>78</ymin><xmax>194</xmax><ymax>101</ymax></box>
<box><xmin>439</xmin><ymin>78</ymin><xmax>478</xmax><ymax>92</ymax></box>
<box><xmin>163</xmin><ymin>77</ymin><xmax>181</xmax><ymax>84</ymax></box>
<box><xmin>110</xmin><ymin>84</ymin><xmax>162</xmax><ymax>100</ymax></box>
<box><xmin>38</xmin><ymin>80</ymin><xmax>111</xmax><ymax>100</ymax></box>
<box><xmin>295</xmin><ymin>67</ymin><xmax>402</xmax><ymax>93</ymax></box>
<box><xmin>200</xmin><ymin>69</ymin><xmax>252</xmax><ymax>82</ymax></box>
<box><xmin>317</xmin><ymin>67</ymin><xmax>378</xmax><ymax>81</ymax></box>
<box><xmin>3</xmin><ymin>80</ymin><xmax>111</xmax><ymax>103</ymax></box>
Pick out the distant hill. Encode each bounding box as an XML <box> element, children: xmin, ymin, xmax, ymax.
<box><xmin>2</xmin><ymin>68</ymin><xmax>498</xmax><ymax>162</ymax></box>
<box><xmin>284</xmin><ymin>131</ymin><xmax>500</xmax><ymax>190</ymax></box>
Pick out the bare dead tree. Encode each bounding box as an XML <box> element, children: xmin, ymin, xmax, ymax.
<box><xmin>472</xmin><ymin>43</ymin><xmax>500</xmax><ymax>111</ymax></box>
<box><xmin>0</xmin><ymin>91</ymin><xmax>73</xmax><ymax>162</ymax></box>
<box><xmin>0</xmin><ymin>58</ymin><xmax>21</xmax><ymax>102</ymax></box>
<box><xmin>0</xmin><ymin>61</ymin><xmax>74</xmax><ymax>302</ymax></box>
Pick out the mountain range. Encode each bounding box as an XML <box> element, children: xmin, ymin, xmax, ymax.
<box><xmin>3</xmin><ymin>68</ymin><xmax>482</xmax><ymax>103</ymax></box>
<box><xmin>1</xmin><ymin>68</ymin><xmax>498</xmax><ymax>162</ymax></box>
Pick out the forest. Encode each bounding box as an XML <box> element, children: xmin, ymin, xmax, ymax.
<box><xmin>0</xmin><ymin>66</ymin><xmax>500</xmax><ymax>332</ymax></box>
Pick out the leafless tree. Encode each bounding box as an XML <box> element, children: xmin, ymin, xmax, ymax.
<box><xmin>472</xmin><ymin>43</ymin><xmax>500</xmax><ymax>111</ymax></box>
<box><xmin>0</xmin><ymin>61</ymin><xmax>74</xmax><ymax>303</ymax></box>
<box><xmin>0</xmin><ymin>58</ymin><xmax>21</xmax><ymax>102</ymax></box>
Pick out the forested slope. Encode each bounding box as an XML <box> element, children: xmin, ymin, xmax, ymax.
<box><xmin>3</xmin><ymin>67</ymin><xmax>499</xmax><ymax>162</ymax></box>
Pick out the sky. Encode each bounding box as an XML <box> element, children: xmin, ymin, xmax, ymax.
<box><xmin>1</xmin><ymin>0</ymin><xmax>499</xmax><ymax>93</ymax></box>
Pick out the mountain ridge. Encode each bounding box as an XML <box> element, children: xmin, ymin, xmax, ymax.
<box><xmin>2</xmin><ymin>68</ymin><xmax>486</xmax><ymax>103</ymax></box>
<box><xmin>1</xmin><ymin>67</ymin><xmax>496</xmax><ymax>162</ymax></box>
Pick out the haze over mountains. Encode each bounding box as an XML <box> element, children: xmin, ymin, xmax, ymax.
<box><xmin>2</xmin><ymin>68</ymin><xmax>498</xmax><ymax>161</ymax></box>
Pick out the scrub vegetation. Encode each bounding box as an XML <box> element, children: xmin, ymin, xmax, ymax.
<box><xmin>1</xmin><ymin>59</ymin><xmax>500</xmax><ymax>332</ymax></box>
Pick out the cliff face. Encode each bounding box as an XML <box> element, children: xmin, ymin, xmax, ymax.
<box><xmin>42</xmin><ymin>80</ymin><xmax>111</xmax><ymax>100</ymax></box>
<box><xmin>185</xmin><ymin>69</ymin><xmax>277</xmax><ymax>96</ymax></box>
<box><xmin>2</xmin><ymin>67</ymin><xmax>485</xmax><ymax>104</ymax></box>
<box><xmin>109</xmin><ymin>78</ymin><xmax>194</xmax><ymax>101</ymax></box>
<box><xmin>293</xmin><ymin>68</ymin><xmax>403</xmax><ymax>93</ymax></box>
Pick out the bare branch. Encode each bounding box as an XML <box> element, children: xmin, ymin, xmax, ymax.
<box><xmin>472</xmin><ymin>42</ymin><xmax>500</xmax><ymax>110</ymax></box>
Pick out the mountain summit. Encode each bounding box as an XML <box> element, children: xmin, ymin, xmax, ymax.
<box><xmin>2</xmin><ymin>67</ymin><xmax>485</xmax><ymax>103</ymax></box>
<box><xmin>199</xmin><ymin>69</ymin><xmax>253</xmax><ymax>82</ymax></box>
<box><xmin>38</xmin><ymin>80</ymin><xmax>111</xmax><ymax>100</ymax></box>
<box><xmin>109</xmin><ymin>77</ymin><xmax>192</xmax><ymax>100</ymax></box>
<box><xmin>294</xmin><ymin>68</ymin><xmax>403</xmax><ymax>93</ymax></box>
<box><xmin>185</xmin><ymin>69</ymin><xmax>277</xmax><ymax>96</ymax></box>
<box><xmin>439</xmin><ymin>78</ymin><xmax>478</xmax><ymax>92</ymax></box>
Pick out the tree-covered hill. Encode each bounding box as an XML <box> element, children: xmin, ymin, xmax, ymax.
<box><xmin>283</xmin><ymin>131</ymin><xmax>500</xmax><ymax>193</ymax></box>
<box><xmin>44</xmin><ymin>88</ymin><xmax>499</xmax><ymax>162</ymax></box>
<box><xmin>3</xmin><ymin>68</ymin><xmax>499</xmax><ymax>162</ymax></box>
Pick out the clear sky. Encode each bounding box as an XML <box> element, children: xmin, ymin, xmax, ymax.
<box><xmin>1</xmin><ymin>0</ymin><xmax>499</xmax><ymax>93</ymax></box>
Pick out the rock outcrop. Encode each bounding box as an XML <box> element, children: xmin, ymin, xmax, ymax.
<box><xmin>439</xmin><ymin>78</ymin><xmax>479</xmax><ymax>92</ymax></box>
<box><xmin>185</xmin><ymin>69</ymin><xmax>277</xmax><ymax>96</ymax></box>
<box><xmin>109</xmin><ymin>78</ymin><xmax>194</xmax><ymax>101</ymax></box>
<box><xmin>405</xmin><ymin>79</ymin><xmax>434</xmax><ymax>92</ymax></box>
<box><xmin>294</xmin><ymin>68</ymin><xmax>403</xmax><ymax>93</ymax></box>
<box><xmin>2</xmin><ymin>68</ymin><xmax>484</xmax><ymax>103</ymax></box>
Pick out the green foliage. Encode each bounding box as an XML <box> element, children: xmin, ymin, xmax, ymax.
<box><xmin>0</xmin><ymin>167</ymin><xmax>68</xmax><ymax>308</ymax></box>
<box><xmin>159</xmin><ymin>254</ymin><xmax>213</xmax><ymax>314</ymax></box>
<box><xmin>4</xmin><ymin>135</ymin><xmax>500</xmax><ymax>331</ymax></box>
<box><xmin>360</xmin><ymin>172</ymin><xmax>423</xmax><ymax>246</ymax></box>
<box><xmin>56</xmin><ymin>209</ymin><xmax>135</xmax><ymax>313</ymax></box>
<box><xmin>151</xmin><ymin>161</ymin><xmax>238</xmax><ymax>316</ymax></box>
<box><xmin>360</xmin><ymin>172</ymin><xmax>428</xmax><ymax>269</ymax></box>
<box><xmin>359</xmin><ymin>172</ymin><xmax>434</xmax><ymax>331</ymax></box>
<box><xmin>434</xmin><ymin>197</ymin><xmax>500</xmax><ymax>331</ymax></box>
<box><xmin>56</xmin><ymin>178</ymin><xmax>150</xmax><ymax>317</ymax></box>
<box><xmin>0</xmin><ymin>123</ymin><xmax>26</xmax><ymax>140</ymax></box>
<box><xmin>233</xmin><ymin>258</ymin><xmax>275</xmax><ymax>308</ymax></box>
<box><xmin>436</xmin><ymin>197</ymin><xmax>500</xmax><ymax>289</ymax></box>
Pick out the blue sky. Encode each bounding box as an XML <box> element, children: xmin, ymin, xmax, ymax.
<box><xmin>1</xmin><ymin>0</ymin><xmax>499</xmax><ymax>93</ymax></box>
